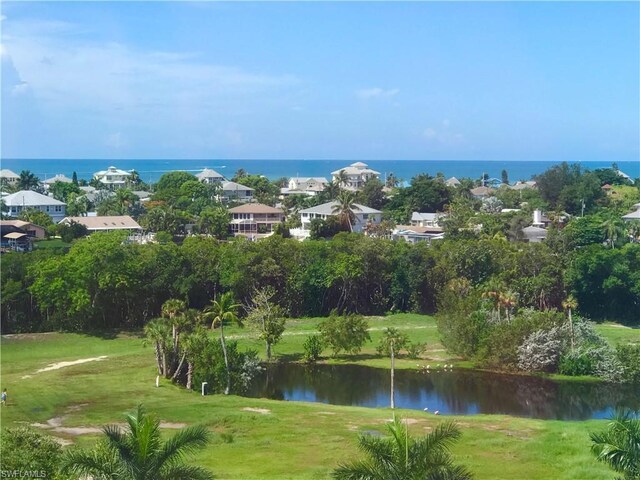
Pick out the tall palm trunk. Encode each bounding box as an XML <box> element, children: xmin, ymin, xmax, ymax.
<box><xmin>186</xmin><ymin>361</ymin><xmax>193</xmax><ymax>390</ymax></box>
<box><xmin>171</xmin><ymin>352</ymin><xmax>187</xmax><ymax>381</ymax></box>
<box><xmin>390</xmin><ymin>342</ymin><xmax>395</xmax><ymax>410</ymax></box>
<box><xmin>154</xmin><ymin>343</ymin><xmax>162</xmax><ymax>375</ymax></box>
<box><xmin>220</xmin><ymin>324</ymin><xmax>230</xmax><ymax>395</ymax></box>
<box><xmin>568</xmin><ymin>308</ymin><xmax>574</xmax><ymax>352</ymax></box>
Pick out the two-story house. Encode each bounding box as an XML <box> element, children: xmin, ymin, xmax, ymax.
<box><xmin>93</xmin><ymin>166</ymin><xmax>132</xmax><ymax>189</ymax></box>
<box><xmin>3</xmin><ymin>190</ymin><xmax>66</xmax><ymax>222</ymax></box>
<box><xmin>228</xmin><ymin>203</ymin><xmax>285</xmax><ymax>236</ymax></box>
<box><xmin>221</xmin><ymin>181</ymin><xmax>254</xmax><ymax>203</ymax></box>
<box><xmin>196</xmin><ymin>168</ymin><xmax>225</xmax><ymax>184</ymax></box>
<box><xmin>330</xmin><ymin>162</ymin><xmax>380</xmax><ymax>190</ymax></box>
<box><xmin>295</xmin><ymin>201</ymin><xmax>382</xmax><ymax>238</ymax></box>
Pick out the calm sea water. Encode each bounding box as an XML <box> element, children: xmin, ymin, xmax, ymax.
<box><xmin>1</xmin><ymin>158</ymin><xmax>638</xmax><ymax>184</ymax></box>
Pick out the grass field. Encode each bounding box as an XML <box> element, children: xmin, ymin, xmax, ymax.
<box><xmin>1</xmin><ymin>315</ymin><xmax>638</xmax><ymax>479</ymax></box>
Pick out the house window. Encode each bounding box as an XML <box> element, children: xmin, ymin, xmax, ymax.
<box><xmin>46</xmin><ymin>206</ymin><xmax>50</xmax><ymax>212</ymax></box>
<box><xmin>362</xmin><ymin>214</ymin><xmax>369</xmax><ymax>220</ymax></box>
<box><xmin>55</xmin><ymin>206</ymin><xmax>62</xmax><ymax>212</ymax></box>
<box><xmin>246</xmin><ymin>191</ymin><xmax>251</xmax><ymax>196</ymax></box>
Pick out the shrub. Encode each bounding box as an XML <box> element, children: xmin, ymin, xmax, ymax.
<box><xmin>559</xmin><ymin>349</ymin><xmax>595</xmax><ymax>376</ymax></box>
<box><xmin>303</xmin><ymin>335</ymin><xmax>323</xmax><ymax>363</ymax></box>
<box><xmin>318</xmin><ymin>312</ymin><xmax>370</xmax><ymax>357</ymax></box>
<box><xmin>517</xmin><ymin>327</ymin><xmax>564</xmax><ymax>372</ymax></box>
<box><xmin>406</xmin><ymin>342</ymin><xmax>427</xmax><ymax>359</ymax></box>
<box><xmin>615</xmin><ymin>344</ymin><xmax>640</xmax><ymax>384</ymax></box>
<box><xmin>0</xmin><ymin>427</ymin><xmax>63</xmax><ymax>478</ymax></box>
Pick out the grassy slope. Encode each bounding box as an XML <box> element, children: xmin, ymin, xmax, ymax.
<box><xmin>1</xmin><ymin>317</ymin><xmax>638</xmax><ymax>479</ymax></box>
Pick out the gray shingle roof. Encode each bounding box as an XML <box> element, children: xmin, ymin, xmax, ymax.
<box><xmin>3</xmin><ymin>190</ymin><xmax>65</xmax><ymax>206</ymax></box>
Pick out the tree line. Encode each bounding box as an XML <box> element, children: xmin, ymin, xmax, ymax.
<box><xmin>2</xmin><ymin>230</ymin><xmax>639</xmax><ymax>334</ymax></box>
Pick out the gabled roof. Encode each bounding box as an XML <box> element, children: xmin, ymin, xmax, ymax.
<box><xmin>3</xmin><ymin>232</ymin><xmax>27</xmax><ymax>239</ymax></box>
<box><xmin>222</xmin><ymin>181</ymin><xmax>254</xmax><ymax>192</ymax></box>
<box><xmin>3</xmin><ymin>190</ymin><xmax>65</xmax><ymax>207</ymax></box>
<box><xmin>228</xmin><ymin>203</ymin><xmax>284</xmax><ymax>214</ymax></box>
<box><xmin>445</xmin><ymin>177</ymin><xmax>461</xmax><ymax>186</ymax></box>
<box><xmin>0</xmin><ymin>169</ymin><xmax>19</xmax><ymax>179</ymax></box>
<box><xmin>299</xmin><ymin>201</ymin><xmax>382</xmax><ymax>215</ymax></box>
<box><xmin>60</xmin><ymin>215</ymin><xmax>142</xmax><ymax>230</ymax></box>
<box><xmin>0</xmin><ymin>220</ymin><xmax>31</xmax><ymax>228</ymax></box>
<box><xmin>622</xmin><ymin>210</ymin><xmax>640</xmax><ymax>220</ymax></box>
<box><xmin>331</xmin><ymin>162</ymin><xmax>381</xmax><ymax>176</ymax></box>
<box><xmin>94</xmin><ymin>166</ymin><xmax>132</xmax><ymax>177</ymax></box>
<box><xmin>196</xmin><ymin>168</ymin><xmax>224</xmax><ymax>180</ymax></box>
<box><xmin>395</xmin><ymin>224</ymin><xmax>444</xmax><ymax>234</ymax></box>
<box><xmin>411</xmin><ymin>212</ymin><xmax>445</xmax><ymax>222</ymax></box>
<box><xmin>470</xmin><ymin>186</ymin><xmax>494</xmax><ymax>196</ymax></box>
<box><xmin>43</xmin><ymin>174</ymin><xmax>73</xmax><ymax>184</ymax></box>
<box><xmin>295</xmin><ymin>177</ymin><xmax>328</xmax><ymax>184</ymax></box>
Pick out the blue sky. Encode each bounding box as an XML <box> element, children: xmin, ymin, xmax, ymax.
<box><xmin>1</xmin><ymin>1</ymin><xmax>638</xmax><ymax>161</ymax></box>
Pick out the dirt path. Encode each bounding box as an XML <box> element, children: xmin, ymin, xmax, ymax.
<box><xmin>21</xmin><ymin>356</ymin><xmax>108</xmax><ymax>379</ymax></box>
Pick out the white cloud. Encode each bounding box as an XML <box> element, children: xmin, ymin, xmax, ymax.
<box><xmin>0</xmin><ymin>15</ymin><xmax>7</xmax><ymax>22</ymax></box>
<box><xmin>355</xmin><ymin>87</ymin><xmax>399</xmax><ymax>99</ymax></box>
<box><xmin>11</xmin><ymin>81</ymin><xmax>29</xmax><ymax>96</ymax></box>
<box><xmin>3</xmin><ymin>18</ymin><xmax>300</xmax><ymax>119</ymax></box>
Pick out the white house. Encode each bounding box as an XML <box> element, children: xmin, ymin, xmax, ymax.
<box><xmin>445</xmin><ymin>177</ymin><xmax>461</xmax><ymax>187</ymax></box>
<box><xmin>3</xmin><ymin>190</ymin><xmax>66</xmax><ymax>222</ymax></box>
<box><xmin>228</xmin><ymin>203</ymin><xmax>285</xmax><ymax>236</ymax></box>
<box><xmin>196</xmin><ymin>168</ymin><xmax>225</xmax><ymax>184</ymax></box>
<box><xmin>221</xmin><ymin>181</ymin><xmax>254</xmax><ymax>203</ymax></box>
<box><xmin>331</xmin><ymin>162</ymin><xmax>380</xmax><ymax>190</ymax></box>
<box><xmin>295</xmin><ymin>201</ymin><xmax>382</xmax><ymax>238</ymax></box>
<box><xmin>281</xmin><ymin>177</ymin><xmax>328</xmax><ymax>197</ymax></box>
<box><xmin>0</xmin><ymin>169</ymin><xmax>20</xmax><ymax>185</ymax></box>
<box><xmin>43</xmin><ymin>174</ymin><xmax>73</xmax><ymax>186</ymax></box>
<box><xmin>522</xmin><ymin>225</ymin><xmax>547</xmax><ymax>243</ymax></box>
<box><xmin>411</xmin><ymin>212</ymin><xmax>447</xmax><ymax>227</ymax></box>
<box><xmin>622</xmin><ymin>203</ymin><xmax>640</xmax><ymax>222</ymax></box>
<box><xmin>93</xmin><ymin>166</ymin><xmax>132</xmax><ymax>189</ymax></box>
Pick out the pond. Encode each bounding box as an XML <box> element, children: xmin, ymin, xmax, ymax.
<box><xmin>245</xmin><ymin>363</ymin><xmax>640</xmax><ymax>420</ymax></box>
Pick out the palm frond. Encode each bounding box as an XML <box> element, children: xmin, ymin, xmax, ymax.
<box><xmin>154</xmin><ymin>425</ymin><xmax>211</xmax><ymax>468</ymax></box>
<box><xmin>159</xmin><ymin>463</ymin><xmax>215</xmax><ymax>480</ymax></box>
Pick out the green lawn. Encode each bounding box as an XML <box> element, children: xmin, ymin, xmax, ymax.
<box><xmin>1</xmin><ymin>319</ymin><xmax>637</xmax><ymax>479</ymax></box>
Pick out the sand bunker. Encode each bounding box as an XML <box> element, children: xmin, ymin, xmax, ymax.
<box><xmin>22</xmin><ymin>356</ymin><xmax>108</xmax><ymax>379</ymax></box>
<box><xmin>242</xmin><ymin>407</ymin><xmax>271</xmax><ymax>414</ymax></box>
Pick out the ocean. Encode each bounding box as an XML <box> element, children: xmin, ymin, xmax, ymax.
<box><xmin>1</xmin><ymin>159</ymin><xmax>638</xmax><ymax>184</ymax></box>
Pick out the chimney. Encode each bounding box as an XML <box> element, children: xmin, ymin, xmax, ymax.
<box><xmin>533</xmin><ymin>209</ymin><xmax>543</xmax><ymax>227</ymax></box>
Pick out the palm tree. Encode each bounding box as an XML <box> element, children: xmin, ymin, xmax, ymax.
<box><xmin>590</xmin><ymin>409</ymin><xmax>640</xmax><ymax>480</ymax></box>
<box><xmin>377</xmin><ymin>328</ymin><xmax>409</xmax><ymax>410</ymax></box>
<box><xmin>562</xmin><ymin>295</ymin><xmax>578</xmax><ymax>351</ymax></box>
<box><xmin>335</xmin><ymin>169</ymin><xmax>350</xmax><ymax>190</ymax></box>
<box><xmin>180</xmin><ymin>327</ymin><xmax>210</xmax><ymax>390</ymax></box>
<box><xmin>323</xmin><ymin>180</ymin><xmax>341</xmax><ymax>200</ymax></box>
<box><xmin>61</xmin><ymin>404</ymin><xmax>213</xmax><ymax>480</ymax></box>
<box><xmin>144</xmin><ymin>318</ymin><xmax>172</xmax><ymax>377</ymax></box>
<box><xmin>18</xmin><ymin>170</ymin><xmax>40</xmax><ymax>191</ymax></box>
<box><xmin>115</xmin><ymin>188</ymin><xmax>137</xmax><ymax>215</ymax></box>
<box><xmin>499</xmin><ymin>290</ymin><xmax>518</xmax><ymax>322</ymax></box>
<box><xmin>332</xmin><ymin>191</ymin><xmax>358</xmax><ymax>232</ymax></box>
<box><xmin>333</xmin><ymin>417</ymin><xmax>473</xmax><ymax>480</ymax></box>
<box><xmin>203</xmin><ymin>292</ymin><xmax>242</xmax><ymax>395</ymax></box>
<box><xmin>481</xmin><ymin>279</ymin><xmax>505</xmax><ymax>323</ymax></box>
<box><xmin>602</xmin><ymin>215</ymin><xmax>625</xmax><ymax>249</ymax></box>
<box><xmin>162</xmin><ymin>298</ymin><xmax>187</xmax><ymax>356</ymax></box>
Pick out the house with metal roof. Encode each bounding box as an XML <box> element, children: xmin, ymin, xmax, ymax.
<box><xmin>294</xmin><ymin>201</ymin><xmax>382</xmax><ymax>238</ymax></box>
<box><xmin>622</xmin><ymin>203</ymin><xmax>640</xmax><ymax>222</ymax></box>
<box><xmin>0</xmin><ymin>169</ymin><xmax>20</xmax><ymax>185</ymax></box>
<box><xmin>221</xmin><ymin>181</ymin><xmax>254</xmax><ymax>203</ymax></box>
<box><xmin>196</xmin><ymin>168</ymin><xmax>225</xmax><ymax>184</ymax></box>
<box><xmin>3</xmin><ymin>190</ymin><xmax>66</xmax><ymax>222</ymax></box>
<box><xmin>410</xmin><ymin>212</ymin><xmax>447</xmax><ymax>227</ymax></box>
<box><xmin>330</xmin><ymin>162</ymin><xmax>380</xmax><ymax>190</ymax></box>
<box><xmin>93</xmin><ymin>166</ymin><xmax>132</xmax><ymax>188</ymax></box>
<box><xmin>43</xmin><ymin>174</ymin><xmax>73</xmax><ymax>185</ymax></box>
<box><xmin>281</xmin><ymin>177</ymin><xmax>328</xmax><ymax>197</ymax></box>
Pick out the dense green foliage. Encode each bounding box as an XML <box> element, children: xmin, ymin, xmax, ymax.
<box><xmin>3</xmin><ymin>229</ymin><xmax>639</xmax><ymax>333</ymax></box>
<box><xmin>0</xmin><ymin>427</ymin><xmax>64</xmax><ymax>479</ymax></box>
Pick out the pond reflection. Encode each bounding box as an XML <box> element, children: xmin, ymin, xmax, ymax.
<box><xmin>245</xmin><ymin>363</ymin><xmax>640</xmax><ymax>420</ymax></box>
